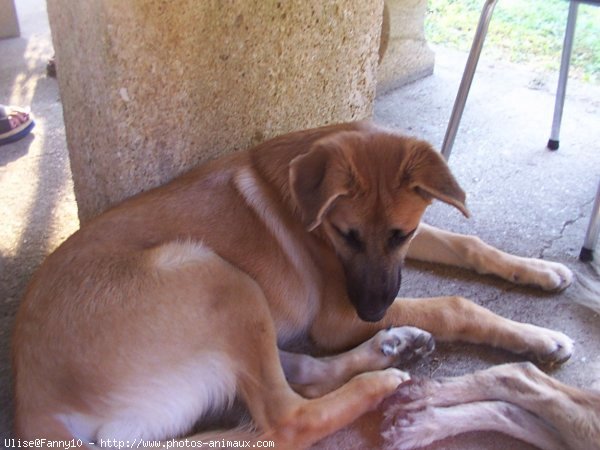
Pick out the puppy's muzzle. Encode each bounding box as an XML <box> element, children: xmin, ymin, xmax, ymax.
<box><xmin>345</xmin><ymin>263</ymin><xmax>401</xmax><ymax>322</ymax></box>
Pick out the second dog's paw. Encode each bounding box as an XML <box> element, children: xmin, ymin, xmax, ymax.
<box><xmin>374</xmin><ymin>327</ymin><xmax>435</xmax><ymax>364</ymax></box>
<box><xmin>382</xmin><ymin>400</ymin><xmax>447</xmax><ymax>450</ymax></box>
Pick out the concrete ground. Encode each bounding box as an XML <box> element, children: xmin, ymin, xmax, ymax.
<box><xmin>1</xmin><ymin>0</ymin><xmax>599</xmax><ymax>449</ymax></box>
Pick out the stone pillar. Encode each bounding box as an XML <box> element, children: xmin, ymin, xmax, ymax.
<box><xmin>46</xmin><ymin>0</ymin><xmax>384</xmax><ymax>222</ymax></box>
<box><xmin>0</xmin><ymin>0</ymin><xmax>20</xmax><ymax>39</ymax></box>
<box><xmin>377</xmin><ymin>0</ymin><xmax>434</xmax><ymax>94</ymax></box>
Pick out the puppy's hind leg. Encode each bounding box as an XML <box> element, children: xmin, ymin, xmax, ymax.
<box><xmin>280</xmin><ymin>326</ymin><xmax>434</xmax><ymax>398</ymax></box>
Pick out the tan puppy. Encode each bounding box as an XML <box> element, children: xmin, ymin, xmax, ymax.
<box><xmin>12</xmin><ymin>121</ymin><xmax>573</xmax><ymax>448</ymax></box>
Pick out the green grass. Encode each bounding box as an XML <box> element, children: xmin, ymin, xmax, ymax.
<box><xmin>425</xmin><ymin>0</ymin><xmax>600</xmax><ymax>83</ymax></box>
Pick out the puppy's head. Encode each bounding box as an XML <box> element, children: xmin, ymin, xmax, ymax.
<box><xmin>290</xmin><ymin>128</ymin><xmax>469</xmax><ymax>322</ymax></box>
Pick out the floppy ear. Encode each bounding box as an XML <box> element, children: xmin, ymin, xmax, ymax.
<box><xmin>289</xmin><ymin>137</ymin><xmax>353</xmax><ymax>231</ymax></box>
<box><xmin>405</xmin><ymin>141</ymin><xmax>470</xmax><ymax>218</ymax></box>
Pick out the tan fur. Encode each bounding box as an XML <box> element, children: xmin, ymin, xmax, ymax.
<box><xmin>12</xmin><ymin>121</ymin><xmax>576</xmax><ymax>448</ymax></box>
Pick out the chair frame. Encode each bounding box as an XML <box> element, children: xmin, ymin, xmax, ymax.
<box><xmin>580</xmin><ymin>181</ymin><xmax>600</xmax><ymax>262</ymax></box>
<box><xmin>439</xmin><ymin>0</ymin><xmax>599</xmax><ymax>261</ymax></box>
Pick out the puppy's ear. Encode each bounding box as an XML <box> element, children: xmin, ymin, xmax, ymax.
<box><xmin>404</xmin><ymin>141</ymin><xmax>470</xmax><ymax>218</ymax></box>
<box><xmin>290</xmin><ymin>136</ymin><xmax>354</xmax><ymax>231</ymax></box>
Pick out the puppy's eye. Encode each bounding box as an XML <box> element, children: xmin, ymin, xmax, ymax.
<box><xmin>388</xmin><ymin>228</ymin><xmax>415</xmax><ymax>250</ymax></box>
<box><xmin>334</xmin><ymin>226</ymin><xmax>364</xmax><ymax>251</ymax></box>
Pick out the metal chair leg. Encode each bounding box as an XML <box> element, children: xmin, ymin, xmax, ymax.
<box><xmin>441</xmin><ymin>0</ymin><xmax>499</xmax><ymax>161</ymax></box>
<box><xmin>580</xmin><ymin>180</ymin><xmax>600</xmax><ymax>262</ymax></box>
<box><xmin>547</xmin><ymin>0</ymin><xmax>579</xmax><ymax>150</ymax></box>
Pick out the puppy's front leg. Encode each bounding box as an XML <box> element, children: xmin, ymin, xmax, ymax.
<box><xmin>312</xmin><ymin>295</ymin><xmax>573</xmax><ymax>365</ymax></box>
<box><xmin>407</xmin><ymin>223</ymin><xmax>572</xmax><ymax>291</ymax></box>
<box><xmin>280</xmin><ymin>326</ymin><xmax>434</xmax><ymax>397</ymax></box>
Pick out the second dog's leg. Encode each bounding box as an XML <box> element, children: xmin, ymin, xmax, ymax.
<box><xmin>407</xmin><ymin>223</ymin><xmax>572</xmax><ymax>290</ymax></box>
<box><xmin>388</xmin><ymin>362</ymin><xmax>600</xmax><ymax>450</ymax></box>
<box><xmin>280</xmin><ymin>326</ymin><xmax>434</xmax><ymax>398</ymax></box>
<box><xmin>383</xmin><ymin>398</ymin><xmax>566</xmax><ymax>450</ymax></box>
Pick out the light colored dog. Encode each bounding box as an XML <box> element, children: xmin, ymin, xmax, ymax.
<box><xmin>384</xmin><ymin>361</ymin><xmax>600</xmax><ymax>450</ymax></box>
<box><xmin>383</xmin><ymin>266</ymin><xmax>600</xmax><ymax>450</ymax></box>
<box><xmin>13</xmin><ymin>121</ymin><xmax>574</xmax><ymax>448</ymax></box>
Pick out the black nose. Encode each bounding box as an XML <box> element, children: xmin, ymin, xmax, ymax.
<box><xmin>356</xmin><ymin>308</ymin><xmax>386</xmax><ymax>322</ymax></box>
<box><xmin>348</xmin><ymin>284</ymin><xmax>396</xmax><ymax>321</ymax></box>
<box><xmin>344</xmin><ymin>258</ymin><xmax>402</xmax><ymax>322</ymax></box>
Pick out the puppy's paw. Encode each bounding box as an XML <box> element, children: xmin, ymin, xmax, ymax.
<box><xmin>511</xmin><ymin>259</ymin><xmax>573</xmax><ymax>291</ymax></box>
<box><xmin>535</xmin><ymin>331</ymin><xmax>574</xmax><ymax>365</ymax></box>
<box><xmin>374</xmin><ymin>326</ymin><xmax>435</xmax><ymax>364</ymax></box>
<box><xmin>384</xmin><ymin>367</ymin><xmax>413</xmax><ymax>387</ymax></box>
<box><xmin>519</xmin><ymin>324</ymin><xmax>574</xmax><ymax>365</ymax></box>
<box><xmin>357</xmin><ymin>367</ymin><xmax>412</xmax><ymax>396</ymax></box>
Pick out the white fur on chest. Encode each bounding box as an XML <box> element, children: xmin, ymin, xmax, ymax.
<box><xmin>234</xmin><ymin>167</ymin><xmax>321</xmax><ymax>341</ymax></box>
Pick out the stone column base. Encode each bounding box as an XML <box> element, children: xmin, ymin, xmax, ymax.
<box><xmin>377</xmin><ymin>0</ymin><xmax>434</xmax><ymax>95</ymax></box>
